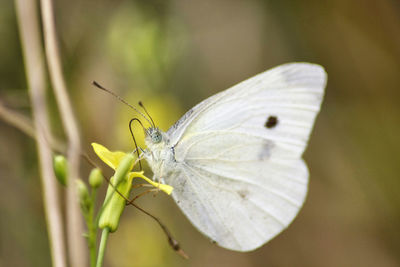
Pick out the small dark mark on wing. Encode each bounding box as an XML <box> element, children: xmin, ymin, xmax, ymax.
<box><xmin>258</xmin><ymin>141</ymin><xmax>274</xmax><ymax>160</ymax></box>
<box><xmin>237</xmin><ymin>189</ymin><xmax>249</xmax><ymax>199</ymax></box>
<box><xmin>171</xmin><ymin>146</ymin><xmax>177</xmax><ymax>162</ymax></box>
<box><xmin>265</xmin><ymin>116</ymin><xmax>278</xmax><ymax>128</ymax></box>
<box><xmin>181</xmin><ymin>179</ymin><xmax>187</xmax><ymax>187</ymax></box>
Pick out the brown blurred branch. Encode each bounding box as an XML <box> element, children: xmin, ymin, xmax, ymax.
<box><xmin>0</xmin><ymin>101</ymin><xmax>65</xmax><ymax>153</ymax></box>
<box><xmin>0</xmin><ymin>101</ymin><xmax>35</xmax><ymax>139</ymax></box>
<box><xmin>14</xmin><ymin>1</ymin><xmax>67</xmax><ymax>267</ymax></box>
<box><xmin>39</xmin><ymin>0</ymin><xmax>86</xmax><ymax>266</ymax></box>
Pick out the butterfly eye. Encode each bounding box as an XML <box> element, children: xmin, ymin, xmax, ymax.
<box><xmin>152</xmin><ymin>131</ymin><xmax>162</xmax><ymax>143</ymax></box>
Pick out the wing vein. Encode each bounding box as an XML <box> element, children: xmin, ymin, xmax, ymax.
<box><xmin>186</xmin><ymin>158</ymin><xmax>306</xmax><ymax>184</ymax></box>
<box><xmin>180</xmin><ymin>165</ymin><xmax>242</xmax><ymax>248</ymax></box>
<box><xmin>186</xmin><ymin>163</ymin><xmax>300</xmax><ymax>214</ymax></box>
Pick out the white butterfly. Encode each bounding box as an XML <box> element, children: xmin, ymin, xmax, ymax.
<box><xmin>142</xmin><ymin>63</ymin><xmax>327</xmax><ymax>251</ymax></box>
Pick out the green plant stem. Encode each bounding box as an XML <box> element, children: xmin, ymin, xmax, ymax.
<box><xmin>88</xmin><ymin>189</ymin><xmax>98</xmax><ymax>267</ymax></box>
<box><xmin>96</xmin><ymin>228</ymin><xmax>110</xmax><ymax>267</ymax></box>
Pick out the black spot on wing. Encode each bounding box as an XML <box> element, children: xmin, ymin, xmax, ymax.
<box><xmin>265</xmin><ymin>116</ymin><xmax>278</xmax><ymax>129</ymax></box>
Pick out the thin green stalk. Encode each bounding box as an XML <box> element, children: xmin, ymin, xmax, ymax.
<box><xmin>88</xmin><ymin>189</ymin><xmax>98</xmax><ymax>267</ymax></box>
<box><xmin>96</xmin><ymin>228</ymin><xmax>110</xmax><ymax>267</ymax></box>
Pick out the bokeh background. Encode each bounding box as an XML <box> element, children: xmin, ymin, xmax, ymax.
<box><xmin>1</xmin><ymin>0</ymin><xmax>400</xmax><ymax>266</ymax></box>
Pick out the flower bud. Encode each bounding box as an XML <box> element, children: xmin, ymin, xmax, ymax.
<box><xmin>113</xmin><ymin>153</ymin><xmax>135</xmax><ymax>185</ymax></box>
<box><xmin>76</xmin><ymin>179</ymin><xmax>91</xmax><ymax>213</ymax></box>
<box><xmin>53</xmin><ymin>155</ymin><xmax>68</xmax><ymax>186</ymax></box>
<box><xmin>89</xmin><ymin>168</ymin><xmax>103</xmax><ymax>189</ymax></box>
<box><xmin>98</xmin><ymin>153</ymin><xmax>134</xmax><ymax>232</ymax></box>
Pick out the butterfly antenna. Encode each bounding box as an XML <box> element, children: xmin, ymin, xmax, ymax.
<box><xmin>129</xmin><ymin>201</ymin><xmax>189</xmax><ymax>259</ymax></box>
<box><xmin>92</xmin><ymin>81</ymin><xmax>153</xmax><ymax>126</ymax></box>
<box><xmin>129</xmin><ymin>118</ymin><xmax>147</xmax><ymax>170</ymax></box>
<box><xmin>138</xmin><ymin>101</ymin><xmax>155</xmax><ymax>127</ymax></box>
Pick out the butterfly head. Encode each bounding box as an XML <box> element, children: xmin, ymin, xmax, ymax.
<box><xmin>146</xmin><ymin>127</ymin><xmax>163</xmax><ymax>144</ymax></box>
<box><xmin>144</xmin><ymin>127</ymin><xmax>171</xmax><ymax>164</ymax></box>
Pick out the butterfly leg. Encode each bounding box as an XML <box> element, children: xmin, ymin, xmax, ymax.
<box><xmin>152</xmin><ymin>163</ymin><xmax>167</xmax><ymax>196</ymax></box>
<box><xmin>132</xmin><ymin>147</ymin><xmax>146</xmax><ymax>170</ymax></box>
<box><xmin>126</xmin><ymin>188</ymin><xmax>159</xmax><ymax>205</ymax></box>
<box><xmin>131</xmin><ymin>183</ymin><xmax>154</xmax><ymax>190</ymax></box>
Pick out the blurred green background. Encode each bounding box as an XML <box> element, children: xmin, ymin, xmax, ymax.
<box><xmin>1</xmin><ymin>0</ymin><xmax>400</xmax><ymax>266</ymax></box>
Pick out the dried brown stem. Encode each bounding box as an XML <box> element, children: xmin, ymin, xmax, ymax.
<box><xmin>0</xmin><ymin>101</ymin><xmax>65</xmax><ymax>153</ymax></box>
<box><xmin>14</xmin><ymin>0</ymin><xmax>67</xmax><ymax>266</ymax></box>
<box><xmin>39</xmin><ymin>0</ymin><xmax>86</xmax><ymax>266</ymax></box>
<box><xmin>0</xmin><ymin>101</ymin><xmax>35</xmax><ymax>139</ymax></box>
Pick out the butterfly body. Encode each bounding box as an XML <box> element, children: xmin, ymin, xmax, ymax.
<box><xmin>144</xmin><ymin>128</ymin><xmax>176</xmax><ymax>181</ymax></box>
<box><xmin>142</xmin><ymin>63</ymin><xmax>327</xmax><ymax>251</ymax></box>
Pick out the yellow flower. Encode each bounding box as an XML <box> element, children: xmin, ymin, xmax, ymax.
<box><xmin>91</xmin><ymin>143</ymin><xmax>173</xmax><ymax>195</ymax></box>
